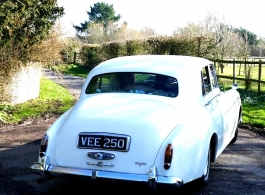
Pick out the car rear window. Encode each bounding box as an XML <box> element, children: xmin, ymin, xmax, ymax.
<box><xmin>85</xmin><ymin>72</ymin><xmax>178</xmax><ymax>98</ymax></box>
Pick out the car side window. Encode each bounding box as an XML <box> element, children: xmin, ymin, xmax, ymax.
<box><xmin>201</xmin><ymin>66</ymin><xmax>212</xmax><ymax>96</ymax></box>
<box><xmin>209</xmin><ymin>65</ymin><xmax>219</xmax><ymax>89</ymax></box>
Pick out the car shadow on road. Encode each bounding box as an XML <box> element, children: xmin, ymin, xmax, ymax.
<box><xmin>0</xmin><ymin>138</ymin><xmax>209</xmax><ymax>195</ymax></box>
<box><xmin>1</xmin><ymin>130</ymin><xmax>265</xmax><ymax>195</ymax></box>
<box><xmin>0</xmin><ymin>139</ymin><xmax>43</xmax><ymax>195</ymax></box>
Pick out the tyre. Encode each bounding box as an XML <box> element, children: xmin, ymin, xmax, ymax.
<box><xmin>230</xmin><ymin>113</ymin><xmax>241</xmax><ymax>144</ymax></box>
<box><xmin>230</xmin><ymin>127</ymin><xmax>238</xmax><ymax>144</ymax></box>
<box><xmin>199</xmin><ymin>145</ymin><xmax>211</xmax><ymax>186</ymax></box>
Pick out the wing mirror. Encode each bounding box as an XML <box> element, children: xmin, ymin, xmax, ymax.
<box><xmin>232</xmin><ymin>83</ymin><xmax>238</xmax><ymax>90</ymax></box>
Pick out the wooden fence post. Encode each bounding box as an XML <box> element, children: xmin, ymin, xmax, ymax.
<box><xmin>214</xmin><ymin>59</ymin><xmax>265</xmax><ymax>93</ymax></box>
<box><xmin>73</xmin><ymin>52</ymin><xmax>77</xmax><ymax>64</ymax></box>
<box><xmin>258</xmin><ymin>60</ymin><xmax>262</xmax><ymax>93</ymax></box>
<box><xmin>233</xmin><ymin>59</ymin><xmax>235</xmax><ymax>84</ymax></box>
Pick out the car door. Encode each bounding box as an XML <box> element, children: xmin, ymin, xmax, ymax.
<box><xmin>202</xmin><ymin>64</ymin><xmax>224</xmax><ymax>150</ymax></box>
<box><xmin>215</xmin><ymin>88</ymin><xmax>238</xmax><ymax>146</ymax></box>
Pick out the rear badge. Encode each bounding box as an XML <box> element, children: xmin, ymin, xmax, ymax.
<box><xmin>135</xmin><ymin>162</ymin><xmax>147</xmax><ymax>167</ymax></box>
<box><xmin>87</xmin><ymin>162</ymin><xmax>114</xmax><ymax>167</ymax></box>
<box><xmin>87</xmin><ymin>152</ymin><xmax>115</xmax><ymax>160</ymax></box>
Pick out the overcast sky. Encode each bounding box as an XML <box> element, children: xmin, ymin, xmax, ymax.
<box><xmin>57</xmin><ymin>0</ymin><xmax>265</xmax><ymax>38</ymax></box>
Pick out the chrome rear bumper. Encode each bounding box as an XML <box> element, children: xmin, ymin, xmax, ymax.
<box><xmin>30</xmin><ymin>162</ymin><xmax>183</xmax><ymax>190</ymax></box>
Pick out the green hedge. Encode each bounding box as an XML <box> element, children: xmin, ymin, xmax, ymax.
<box><xmin>80</xmin><ymin>44</ymin><xmax>105</xmax><ymax>69</ymax></box>
<box><xmin>79</xmin><ymin>35</ymin><xmax>207</xmax><ymax>68</ymax></box>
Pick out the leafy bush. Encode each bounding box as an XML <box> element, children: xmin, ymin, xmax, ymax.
<box><xmin>126</xmin><ymin>39</ymin><xmax>146</xmax><ymax>55</ymax></box>
<box><xmin>79</xmin><ymin>35</ymin><xmax>201</xmax><ymax>67</ymax></box>
<box><xmin>80</xmin><ymin>44</ymin><xmax>106</xmax><ymax>69</ymax></box>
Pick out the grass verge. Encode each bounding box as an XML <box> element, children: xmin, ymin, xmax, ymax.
<box><xmin>49</xmin><ymin>64</ymin><xmax>91</xmax><ymax>78</ymax></box>
<box><xmin>0</xmin><ymin>77</ymin><xmax>75</xmax><ymax>125</ymax></box>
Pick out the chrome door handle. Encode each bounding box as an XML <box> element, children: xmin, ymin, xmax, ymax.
<box><xmin>205</xmin><ymin>102</ymin><xmax>210</xmax><ymax>106</ymax></box>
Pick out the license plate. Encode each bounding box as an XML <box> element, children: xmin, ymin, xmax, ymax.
<box><xmin>78</xmin><ymin>132</ymin><xmax>131</xmax><ymax>152</ymax></box>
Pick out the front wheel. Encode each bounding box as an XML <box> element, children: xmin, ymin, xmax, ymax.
<box><xmin>199</xmin><ymin>145</ymin><xmax>211</xmax><ymax>186</ymax></box>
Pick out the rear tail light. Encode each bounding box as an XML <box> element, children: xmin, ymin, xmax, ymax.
<box><xmin>39</xmin><ymin>134</ymin><xmax>48</xmax><ymax>157</ymax></box>
<box><xmin>164</xmin><ymin>144</ymin><xmax>173</xmax><ymax>170</ymax></box>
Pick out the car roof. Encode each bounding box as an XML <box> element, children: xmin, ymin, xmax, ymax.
<box><xmin>90</xmin><ymin>55</ymin><xmax>213</xmax><ymax>78</ymax></box>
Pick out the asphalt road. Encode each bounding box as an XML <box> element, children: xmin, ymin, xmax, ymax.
<box><xmin>0</xmin><ymin>70</ymin><xmax>264</xmax><ymax>194</ymax></box>
<box><xmin>43</xmin><ymin>69</ymin><xmax>85</xmax><ymax>99</ymax></box>
<box><xmin>0</xmin><ymin>124</ymin><xmax>264</xmax><ymax>195</ymax></box>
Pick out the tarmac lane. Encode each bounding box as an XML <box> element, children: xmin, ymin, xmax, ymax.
<box><xmin>0</xmin><ymin>69</ymin><xmax>264</xmax><ymax>194</ymax></box>
<box><xmin>43</xmin><ymin>69</ymin><xmax>85</xmax><ymax>100</ymax></box>
<box><xmin>0</xmin><ymin>125</ymin><xmax>264</xmax><ymax>194</ymax></box>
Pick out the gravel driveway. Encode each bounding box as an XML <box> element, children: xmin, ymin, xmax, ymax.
<box><xmin>0</xmin><ymin>70</ymin><xmax>264</xmax><ymax>194</ymax></box>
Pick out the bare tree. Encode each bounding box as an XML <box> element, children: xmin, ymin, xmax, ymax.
<box><xmin>174</xmin><ymin>13</ymin><xmax>218</xmax><ymax>57</ymax></box>
<box><xmin>257</xmin><ymin>37</ymin><xmax>265</xmax><ymax>57</ymax></box>
<box><xmin>235</xmin><ymin>32</ymin><xmax>255</xmax><ymax>89</ymax></box>
<box><xmin>209</xmin><ymin>24</ymin><xmax>244</xmax><ymax>73</ymax></box>
<box><xmin>77</xmin><ymin>21</ymin><xmax>158</xmax><ymax>44</ymax></box>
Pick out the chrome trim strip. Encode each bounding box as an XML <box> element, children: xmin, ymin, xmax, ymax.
<box><xmin>48</xmin><ymin>165</ymin><xmax>148</xmax><ymax>181</ymax></box>
<box><xmin>30</xmin><ymin>163</ymin><xmax>183</xmax><ymax>187</ymax></box>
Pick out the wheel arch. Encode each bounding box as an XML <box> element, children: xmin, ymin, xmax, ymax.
<box><xmin>210</xmin><ymin>133</ymin><xmax>218</xmax><ymax>162</ymax></box>
<box><xmin>239</xmin><ymin>105</ymin><xmax>243</xmax><ymax>124</ymax></box>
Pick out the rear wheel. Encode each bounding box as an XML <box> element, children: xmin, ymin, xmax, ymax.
<box><xmin>199</xmin><ymin>145</ymin><xmax>211</xmax><ymax>185</ymax></box>
<box><xmin>230</xmin><ymin>112</ymin><xmax>241</xmax><ymax>144</ymax></box>
<box><xmin>230</xmin><ymin>127</ymin><xmax>238</xmax><ymax>144</ymax></box>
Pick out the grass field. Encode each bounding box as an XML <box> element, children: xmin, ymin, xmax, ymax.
<box><xmin>216</xmin><ymin>63</ymin><xmax>265</xmax><ymax>128</ymax></box>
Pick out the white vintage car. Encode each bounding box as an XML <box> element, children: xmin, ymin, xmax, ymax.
<box><xmin>30</xmin><ymin>55</ymin><xmax>242</xmax><ymax>191</ymax></box>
